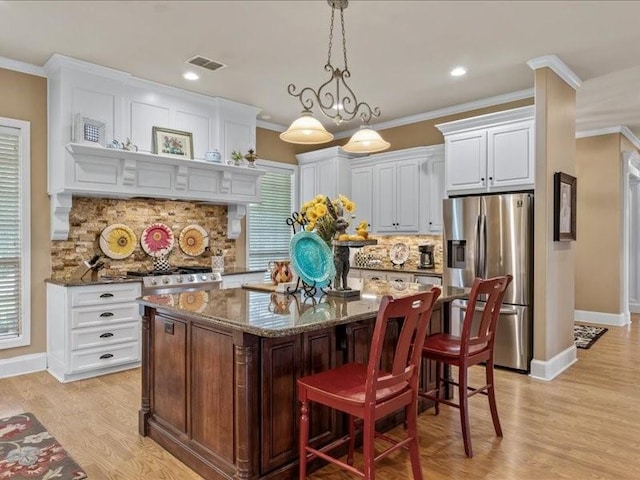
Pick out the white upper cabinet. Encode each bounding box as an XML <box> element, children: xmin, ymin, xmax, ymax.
<box><xmin>43</xmin><ymin>55</ymin><xmax>263</xmax><ymax>240</ymax></box>
<box><xmin>296</xmin><ymin>146</ymin><xmax>352</xmax><ymax>204</ymax></box>
<box><xmin>350</xmin><ymin>145</ymin><xmax>443</xmax><ymax>235</ymax></box>
<box><xmin>426</xmin><ymin>153</ymin><xmax>445</xmax><ymax>233</ymax></box>
<box><xmin>350</xmin><ymin>165</ymin><xmax>373</xmax><ymax>231</ymax></box>
<box><xmin>437</xmin><ymin>106</ymin><xmax>534</xmax><ymax>196</ymax></box>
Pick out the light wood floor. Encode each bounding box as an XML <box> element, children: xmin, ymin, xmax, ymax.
<box><xmin>2</xmin><ymin>317</ymin><xmax>639</xmax><ymax>480</ymax></box>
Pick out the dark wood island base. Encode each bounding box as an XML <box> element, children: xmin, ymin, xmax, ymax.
<box><xmin>138</xmin><ymin>284</ymin><xmax>466</xmax><ymax>480</ymax></box>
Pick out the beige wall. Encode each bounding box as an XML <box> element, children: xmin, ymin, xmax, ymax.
<box><xmin>575</xmin><ymin>134</ymin><xmax>622</xmax><ymax>314</ymax></box>
<box><xmin>533</xmin><ymin>67</ymin><xmax>577</xmax><ymax>362</ymax></box>
<box><xmin>0</xmin><ymin>68</ymin><xmax>48</xmax><ymax>360</ymax></box>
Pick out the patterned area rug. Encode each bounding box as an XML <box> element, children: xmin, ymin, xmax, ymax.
<box><xmin>574</xmin><ymin>324</ymin><xmax>608</xmax><ymax>349</ymax></box>
<box><xmin>0</xmin><ymin>413</ymin><xmax>87</xmax><ymax>479</ymax></box>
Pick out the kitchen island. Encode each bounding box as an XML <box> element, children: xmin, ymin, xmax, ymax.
<box><xmin>138</xmin><ymin>282</ymin><xmax>466</xmax><ymax>480</ymax></box>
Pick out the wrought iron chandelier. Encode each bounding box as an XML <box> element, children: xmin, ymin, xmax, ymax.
<box><xmin>280</xmin><ymin>0</ymin><xmax>390</xmax><ymax>154</ymax></box>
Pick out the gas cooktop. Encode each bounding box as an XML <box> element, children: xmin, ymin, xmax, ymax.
<box><xmin>126</xmin><ymin>265</ymin><xmax>212</xmax><ymax>277</ymax></box>
<box><xmin>127</xmin><ymin>266</ymin><xmax>222</xmax><ymax>294</ymax></box>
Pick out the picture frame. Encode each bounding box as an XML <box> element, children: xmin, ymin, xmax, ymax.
<box><xmin>151</xmin><ymin>126</ymin><xmax>194</xmax><ymax>159</ymax></box>
<box><xmin>73</xmin><ymin>114</ymin><xmax>106</xmax><ymax>146</ymax></box>
<box><xmin>553</xmin><ymin>171</ymin><xmax>577</xmax><ymax>241</ymax></box>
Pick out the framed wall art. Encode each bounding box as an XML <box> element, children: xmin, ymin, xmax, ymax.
<box><xmin>553</xmin><ymin>171</ymin><xmax>577</xmax><ymax>241</ymax></box>
<box><xmin>73</xmin><ymin>114</ymin><xmax>106</xmax><ymax>146</ymax></box>
<box><xmin>152</xmin><ymin>126</ymin><xmax>194</xmax><ymax>159</ymax></box>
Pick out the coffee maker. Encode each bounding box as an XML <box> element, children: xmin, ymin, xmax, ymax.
<box><xmin>418</xmin><ymin>244</ymin><xmax>435</xmax><ymax>269</ymax></box>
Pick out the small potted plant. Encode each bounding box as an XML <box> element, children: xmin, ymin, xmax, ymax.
<box><xmin>231</xmin><ymin>150</ymin><xmax>244</xmax><ymax>166</ymax></box>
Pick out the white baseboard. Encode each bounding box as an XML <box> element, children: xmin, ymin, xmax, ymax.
<box><xmin>0</xmin><ymin>353</ymin><xmax>47</xmax><ymax>379</ymax></box>
<box><xmin>629</xmin><ymin>302</ymin><xmax>640</xmax><ymax>314</ymax></box>
<box><xmin>575</xmin><ymin>309</ymin><xmax>630</xmax><ymax>327</ymax></box>
<box><xmin>530</xmin><ymin>344</ymin><xmax>577</xmax><ymax>381</ymax></box>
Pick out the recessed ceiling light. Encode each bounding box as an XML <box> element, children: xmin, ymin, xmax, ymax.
<box><xmin>183</xmin><ymin>71</ymin><xmax>199</xmax><ymax>81</ymax></box>
<box><xmin>261</xmin><ymin>114</ymin><xmax>272</xmax><ymax>120</ymax></box>
<box><xmin>450</xmin><ymin>66</ymin><xmax>467</xmax><ymax>77</ymax></box>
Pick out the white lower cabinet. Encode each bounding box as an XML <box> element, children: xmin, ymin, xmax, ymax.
<box><xmin>221</xmin><ymin>271</ymin><xmax>266</xmax><ymax>289</ymax></box>
<box><xmin>46</xmin><ymin>281</ymin><xmax>142</xmax><ymax>383</ymax></box>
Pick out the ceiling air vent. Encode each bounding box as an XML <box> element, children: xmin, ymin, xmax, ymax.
<box><xmin>186</xmin><ymin>55</ymin><xmax>227</xmax><ymax>72</ymax></box>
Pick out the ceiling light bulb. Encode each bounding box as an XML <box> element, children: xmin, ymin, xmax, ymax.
<box><xmin>450</xmin><ymin>66</ymin><xmax>467</xmax><ymax>77</ymax></box>
<box><xmin>183</xmin><ymin>71</ymin><xmax>199</xmax><ymax>81</ymax></box>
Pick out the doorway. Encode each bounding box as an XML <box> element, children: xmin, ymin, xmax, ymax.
<box><xmin>623</xmin><ymin>151</ymin><xmax>640</xmax><ymax>315</ymax></box>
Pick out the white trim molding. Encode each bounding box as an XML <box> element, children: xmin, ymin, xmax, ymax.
<box><xmin>527</xmin><ymin>55</ymin><xmax>582</xmax><ymax>90</ymax></box>
<box><xmin>530</xmin><ymin>344</ymin><xmax>578</xmax><ymax>381</ymax></box>
<box><xmin>0</xmin><ymin>55</ymin><xmax>46</xmax><ymax>77</ymax></box>
<box><xmin>435</xmin><ymin>105</ymin><xmax>534</xmax><ymax>135</ymax></box>
<box><xmin>576</xmin><ymin>125</ymin><xmax>640</xmax><ymax>151</ymax></box>
<box><xmin>332</xmin><ymin>88</ymin><xmax>534</xmax><ymax>140</ymax></box>
<box><xmin>0</xmin><ymin>353</ymin><xmax>47</xmax><ymax>379</ymax></box>
<box><xmin>575</xmin><ymin>309</ymin><xmax>630</xmax><ymax>327</ymax></box>
<box><xmin>256</xmin><ymin>120</ymin><xmax>286</xmax><ymax>132</ymax></box>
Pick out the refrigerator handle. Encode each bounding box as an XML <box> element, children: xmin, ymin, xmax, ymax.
<box><xmin>476</xmin><ymin>214</ymin><xmax>486</xmax><ymax>278</ymax></box>
<box><xmin>474</xmin><ymin>215</ymin><xmax>482</xmax><ymax>277</ymax></box>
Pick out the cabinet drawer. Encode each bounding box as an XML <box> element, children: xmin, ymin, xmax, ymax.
<box><xmin>70</xmin><ymin>342</ymin><xmax>140</xmax><ymax>373</ymax></box>
<box><xmin>71</xmin><ymin>322</ymin><xmax>140</xmax><ymax>350</ymax></box>
<box><xmin>71</xmin><ymin>303</ymin><xmax>139</xmax><ymax>328</ymax></box>
<box><xmin>71</xmin><ymin>283</ymin><xmax>141</xmax><ymax>307</ymax></box>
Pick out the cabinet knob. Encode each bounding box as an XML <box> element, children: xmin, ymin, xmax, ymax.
<box><xmin>489</xmin><ymin>176</ymin><xmax>493</xmax><ymax>181</ymax></box>
<box><xmin>429</xmin><ymin>221</ymin><xmax>433</xmax><ymax>225</ymax></box>
<box><xmin>481</xmin><ymin>177</ymin><xmax>485</xmax><ymax>182</ymax></box>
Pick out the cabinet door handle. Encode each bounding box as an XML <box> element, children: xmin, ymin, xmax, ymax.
<box><xmin>99</xmin><ymin>332</ymin><xmax>114</xmax><ymax>338</ymax></box>
<box><xmin>99</xmin><ymin>353</ymin><xmax>114</xmax><ymax>360</ymax></box>
<box><xmin>99</xmin><ymin>312</ymin><xmax>114</xmax><ymax>317</ymax></box>
<box><xmin>99</xmin><ymin>293</ymin><xmax>114</xmax><ymax>298</ymax></box>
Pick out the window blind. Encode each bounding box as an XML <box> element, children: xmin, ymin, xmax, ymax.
<box><xmin>248</xmin><ymin>168</ymin><xmax>294</xmax><ymax>283</ymax></box>
<box><xmin>0</xmin><ymin>126</ymin><xmax>22</xmax><ymax>340</ymax></box>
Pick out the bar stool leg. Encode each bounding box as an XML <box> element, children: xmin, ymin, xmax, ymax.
<box><xmin>347</xmin><ymin>414</ymin><xmax>356</xmax><ymax>465</ymax></box>
<box><xmin>362</xmin><ymin>412</ymin><xmax>376</xmax><ymax>480</ymax></box>
<box><xmin>407</xmin><ymin>400</ymin><xmax>424</xmax><ymax>480</ymax></box>
<box><xmin>486</xmin><ymin>358</ymin><xmax>502</xmax><ymax>437</ymax></box>
<box><xmin>434</xmin><ymin>361</ymin><xmax>441</xmax><ymax>415</ymax></box>
<box><xmin>458</xmin><ymin>364</ymin><xmax>473</xmax><ymax>458</ymax></box>
<box><xmin>299</xmin><ymin>398</ymin><xmax>309</xmax><ymax>479</ymax></box>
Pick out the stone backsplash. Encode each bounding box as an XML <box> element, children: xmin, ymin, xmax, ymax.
<box><xmin>358</xmin><ymin>234</ymin><xmax>443</xmax><ymax>269</ymax></box>
<box><xmin>50</xmin><ymin>197</ymin><xmax>234</xmax><ymax>280</ymax></box>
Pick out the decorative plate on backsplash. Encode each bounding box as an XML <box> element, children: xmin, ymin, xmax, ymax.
<box><xmin>141</xmin><ymin>223</ymin><xmax>175</xmax><ymax>257</ymax></box>
<box><xmin>389</xmin><ymin>242</ymin><xmax>410</xmax><ymax>265</ymax></box>
<box><xmin>179</xmin><ymin>224</ymin><xmax>208</xmax><ymax>256</ymax></box>
<box><xmin>99</xmin><ymin>223</ymin><xmax>137</xmax><ymax>259</ymax></box>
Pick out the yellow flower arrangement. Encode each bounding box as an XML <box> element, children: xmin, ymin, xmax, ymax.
<box><xmin>298</xmin><ymin>194</ymin><xmax>368</xmax><ymax>246</ymax></box>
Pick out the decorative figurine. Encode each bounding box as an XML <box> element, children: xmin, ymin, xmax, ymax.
<box><xmin>106</xmin><ymin>139</ymin><xmax>122</xmax><ymax>149</ymax></box>
<box><xmin>244</xmin><ymin>149</ymin><xmax>258</xmax><ymax>168</ymax></box>
<box><xmin>122</xmin><ymin>137</ymin><xmax>138</xmax><ymax>152</ymax></box>
<box><xmin>333</xmin><ymin>216</ymin><xmax>350</xmax><ymax>290</ymax></box>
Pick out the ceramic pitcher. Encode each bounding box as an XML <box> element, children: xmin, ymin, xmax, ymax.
<box><xmin>269</xmin><ymin>259</ymin><xmax>293</xmax><ymax>285</ymax></box>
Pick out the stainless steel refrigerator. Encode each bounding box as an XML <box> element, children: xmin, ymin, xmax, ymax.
<box><xmin>444</xmin><ymin>193</ymin><xmax>533</xmax><ymax>372</ymax></box>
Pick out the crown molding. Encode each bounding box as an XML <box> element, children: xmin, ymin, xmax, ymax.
<box><xmin>43</xmin><ymin>53</ymin><xmax>130</xmax><ymax>80</ymax></box>
<box><xmin>333</xmin><ymin>88</ymin><xmax>534</xmax><ymax>140</ymax></box>
<box><xmin>576</xmin><ymin>125</ymin><xmax>640</xmax><ymax>151</ymax></box>
<box><xmin>257</xmin><ymin>120</ymin><xmax>286</xmax><ymax>132</ymax></box>
<box><xmin>436</xmin><ymin>105</ymin><xmax>534</xmax><ymax>135</ymax></box>
<box><xmin>527</xmin><ymin>55</ymin><xmax>582</xmax><ymax>91</ymax></box>
<box><xmin>295</xmin><ymin>146</ymin><xmax>351</xmax><ymax>164</ymax></box>
<box><xmin>0</xmin><ymin>55</ymin><xmax>46</xmax><ymax>77</ymax></box>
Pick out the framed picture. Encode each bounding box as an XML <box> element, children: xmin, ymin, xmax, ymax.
<box><xmin>152</xmin><ymin>127</ymin><xmax>194</xmax><ymax>159</ymax></box>
<box><xmin>553</xmin><ymin>172</ymin><xmax>577</xmax><ymax>241</ymax></box>
<box><xmin>73</xmin><ymin>114</ymin><xmax>106</xmax><ymax>146</ymax></box>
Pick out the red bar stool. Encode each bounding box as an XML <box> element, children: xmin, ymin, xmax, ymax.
<box><xmin>297</xmin><ymin>288</ymin><xmax>441</xmax><ymax>480</ymax></box>
<box><xmin>419</xmin><ymin>275</ymin><xmax>512</xmax><ymax>458</ymax></box>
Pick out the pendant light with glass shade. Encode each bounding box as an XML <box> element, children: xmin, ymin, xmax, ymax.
<box><xmin>279</xmin><ymin>0</ymin><xmax>390</xmax><ymax>154</ymax></box>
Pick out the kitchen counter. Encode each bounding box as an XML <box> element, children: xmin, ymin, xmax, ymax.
<box><xmin>137</xmin><ymin>281</ymin><xmax>464</xmax><ymax>338</ymax></box>
<box><xmin>45</xmin><ymin>276</ymin><xmax>141</xmax><ymax>287</ymax></box>
<box><xmin>220</xmin><ymin>266</ymin><xmax>267</xmax><ymax>276</ymax></box>
<box><xmin>139</xmin><ymin>280</ymin><xmax>464</xmax><ymax>480</ymax></box>
<box><xmin>351</xmin><ymin>264</ymin><xmax>443</xmax><ymax>276</ymax></box>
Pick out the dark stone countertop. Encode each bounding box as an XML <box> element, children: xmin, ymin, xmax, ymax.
<box><xmin>221</xmin><ymin>267</ymin><xmax>267</xmax><ymax>276</ymax></box>
<box><xmin>45</xmin><ymin>276</ymin><xmax>142</xmax><ymax>287</ymax></box>
<box><xmin>137</xmin><ymin>280</ymin><xmax>467</xmax><ymax>338</ymax></box>
<box><xmin>351</xmin><ymin>264</ymin><xmax>443</xmax><ymax>276</ymax></box>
